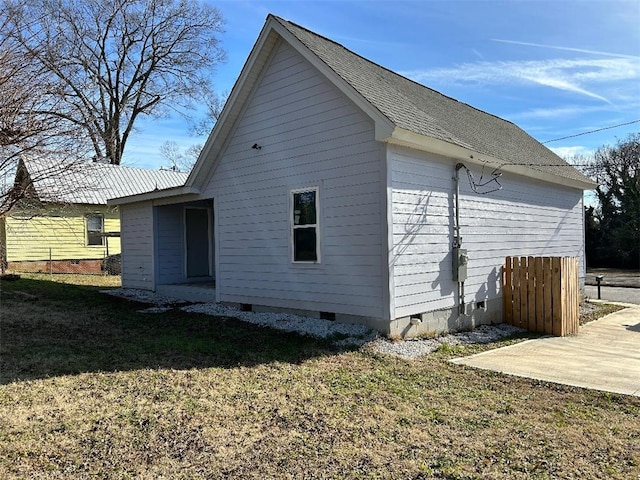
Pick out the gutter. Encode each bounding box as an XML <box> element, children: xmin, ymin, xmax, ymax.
<box><xmin>385</xmin><ymin>128</ymin><xmax>597</xmax><ymax>191</ymax></box>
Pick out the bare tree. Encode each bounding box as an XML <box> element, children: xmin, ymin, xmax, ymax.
<box><xmin>2</xmin><ymin>0</ymin><xmax>225</xmax><ymax>165</ymax></box>
<box><xmin>159</xmin><ymin>141</ymin><xmax>202</xmax><ymax>172</ymax></box>
<box><xmin>0</xmin><ymin>17</ymin><xmax>87</xmax><ymax>219</ymax></box>
<box><xmin>161</xmin><ymin>89</ymin><xmax>227</xmax><ymax>172</ymax></box>
<box><xmin>189</xmin><ymin>90</ymin><xmax>229</xmax><ymax>137</ymax></box>
<box><xmin>0</xmin><ymin>36</ymin><xmax>86</xmax><ymax>273</ymax></box>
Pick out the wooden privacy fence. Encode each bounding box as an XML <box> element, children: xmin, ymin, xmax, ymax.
<box><xmin>503</xmin><ymin>256</ymin><xmax>579</xmax><ymax>336</ymax></box>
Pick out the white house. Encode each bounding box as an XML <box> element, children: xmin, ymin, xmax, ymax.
<box><xmin>110</xmin><ymin>15</ymin><xmax>595</xmax><ymax>337</ymax></box>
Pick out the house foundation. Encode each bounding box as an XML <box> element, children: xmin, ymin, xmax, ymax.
<box><xmin>222</xmin><ymin>298</ymin><xmax>504</xmax><ymax>339</ymax></box>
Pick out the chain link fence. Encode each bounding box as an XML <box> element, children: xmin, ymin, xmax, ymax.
<box><xmin>4</xmin><ymin>246</ymin><xmax>121</xmax><ymax>276</ymax></box>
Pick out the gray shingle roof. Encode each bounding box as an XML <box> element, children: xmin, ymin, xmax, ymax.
<box><xmin>275</xmin><ymin>16</ymin><xmax>592</xmax><ymax>185</ymax></box>
<box><xmin>20</xmin><ymin>158</ymin><xmax>188</xmax><ymax>205</ymax></box>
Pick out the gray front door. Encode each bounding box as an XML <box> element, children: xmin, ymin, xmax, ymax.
<box><xmin>185</xmin><ymin>208</ymin><xmax>210</xmax><ymax>277</ymax></box>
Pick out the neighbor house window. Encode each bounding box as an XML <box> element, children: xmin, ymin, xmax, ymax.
<box><xmin>86</xmin><ymin>214</ymin><xmax>104</xmax><ymax>246</ymax></box>
<box><xmin>291</xmin><ymin>189</ymin><xmax>319</xmax><ymax>262</ymax></box>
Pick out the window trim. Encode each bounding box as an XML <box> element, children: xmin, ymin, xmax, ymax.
<box><xmin>290</xmin><ymin>187</ymin><xmax>320</xmax><ymax>264</ymax></box>
<box><xmin>86</xmin><ymin>213</ymin><xmax>104</xmax><ymax>247</ymax></box>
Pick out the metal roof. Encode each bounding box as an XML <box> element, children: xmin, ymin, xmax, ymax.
<box><xmin>20</xmin><ymin>158</ymin><xmax>188</xmax><ymax>205</ymax></box>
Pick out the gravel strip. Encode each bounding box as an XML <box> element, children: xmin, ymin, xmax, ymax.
<box><xmin>371</xmin><ymin>323</ymin><xmax>526</xmax><ymax>359</ymax></box>
<box><xmin>182</xmin><ymin>303</ymin><xmax>378</xmax><ymax>345</ymax></box>
<box><xmin>101</xmin><ymin>288</ymin><xmax>526</xmax><ymax>357</ymax></box>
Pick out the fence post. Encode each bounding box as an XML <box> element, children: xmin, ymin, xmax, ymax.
<box><xmin>551</xmin><ymin>257</ymin><xmax>562</xmax><ymax>336</ymax></box>
<box><xmin>543</xmin><ymin>257</ymin><xmax>552</xmax><ymax>334</ymax></box>
<box><xmin>503</xmin><ymin>256</ymin><xmax>513</xmax><ymax>324</ymax></box>
<box><xmin>527</xmin><ymin>257</ymin><xmax>537</xmax><ymax>332</ymax></box>
<box><xmin>49</xmin><ymin>247</ymin><xmax>53</xmax><ymax>276</ymax></box>
<box><xmin>519</xmin><ymin>256</ymin><xmax>527</xmax><ymax>328</ymax></box>
<box><xmin>512</xmin><ymin>258</ymin><xmax>521</xmax><ymax>328</ymax></box>
<box><xmin>568</xmin><ymin>258</ymin><xmax>579</xmax><ymax>334</ymax></box>
<box><xmin>534</xmin><ymin>257</ymin><xmax>544</xmax><ymax>332</ymax></box>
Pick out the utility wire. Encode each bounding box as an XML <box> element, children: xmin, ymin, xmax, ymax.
<box><xmin>458</xmin><ymin>163</ymin><xmax>503</xmax><ymax>194</ymax></box>
<box><xmin>542</xmin><ymin>119</ymin><xmax>640</xmax><ymax>144</ymax></box>
<box><xmin>494</xmin><ymin>162</ymin><xmax>593</xmax><ymax>167</ymax></box>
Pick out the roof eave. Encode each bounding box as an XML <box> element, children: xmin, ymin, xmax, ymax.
<box><xmin>386</xmin><ymin>128</ymin><xmax>597</xmax><ymax>191</ymax></box>
<box><xmin>108</xmin><ymin>185</ymin><xmax>200</xmax><ymax>206</ymax></box>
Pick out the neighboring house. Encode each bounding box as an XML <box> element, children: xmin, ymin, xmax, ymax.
<box><xmin>2</xmin><ymin>158</ymin><xmax>187</xmax><ymax>273</ymax></box>
<box><xmin>110</xmin><ymin>15</ymin><xmax>595</xmax><ymax>337</ymax></box>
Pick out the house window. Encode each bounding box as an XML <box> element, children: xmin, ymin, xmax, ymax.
<box><xmin>86</xmin><ymin>214</ymin><xmax>104</xmax><ymax>246</ymax></box>
<box><xmin>292</xmin><ymin>189</ymin><xmax>319</xmax><ymax>262</ymax></box>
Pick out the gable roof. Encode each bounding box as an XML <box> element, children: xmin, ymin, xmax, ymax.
<box><xmin>186</xmin><ymin>14</ymin><xmax>593</xmax><ymax>191</ymax></box>
<box><xmin>274</xmin><ymin>16</ymin><xmax>594</xmax><ymax>187</ymax></box>
<box><xmin>17</xmin><ymin>158</ymin><xmax>188</xmax><ymax>205</ymax></box>
<box><xmin>115</xmin><ymin>13</ymin><xmax>593</xmax><ymax>205</ymax></box>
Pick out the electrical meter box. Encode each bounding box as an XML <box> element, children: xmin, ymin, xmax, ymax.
<box><xmin>453</xmin><ymin>247</ymin><xmax>468</xmax><ymax>282</ymax></box>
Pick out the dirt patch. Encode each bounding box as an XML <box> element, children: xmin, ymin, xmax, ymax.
<box><xmin>0</xmin><ymin>273</ymin><xmax>20</xmax><ymax>281</ymax></box>
<box><xmin>7</xmin><ymin>290</ymin><xmax>39</xmax><ymax>301</ymax></box>
<box><xmin>579</xmin><ymin>302</ymin><xmax>626</xmax><ymax>325</ymax></box>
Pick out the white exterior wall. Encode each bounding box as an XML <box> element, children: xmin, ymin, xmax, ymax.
<box><xmin>390</xmin><ymin>145</ymin><xmax>585</xmax><ymax>319</ymax></box>
<box><xmin>201</xmin><ymin>41</ymin><xmax>387</xmax><ymax>321</ymax></box>
<box><xmin>120</xmin><ymin>201</ymin><xmax>155</xmax><ymax>290</ymax></box>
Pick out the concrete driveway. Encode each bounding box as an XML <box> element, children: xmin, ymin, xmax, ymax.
<box><xmin>452</xmin><ymin>306</ymin><xmax>640</xmax><ymax>397</ymax></box>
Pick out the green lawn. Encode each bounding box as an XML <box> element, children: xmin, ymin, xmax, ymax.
<box><xmin>1</xmin><ymin>276</ymin><xmax>638</xmax><ymax>479</ymax></box>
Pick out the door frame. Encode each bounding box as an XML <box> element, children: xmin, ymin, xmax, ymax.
<box><xmin>183</xmin><ymin>206</ymin><xmax>212</xmax><ymax>278</ymax></box>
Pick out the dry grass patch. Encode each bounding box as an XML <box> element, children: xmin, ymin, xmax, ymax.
<box><xmin>580</xmin><ymin>301</ymin><xmax>626</xmax><ymax>325</ymax></box>
<box><xmin>1</xmin><ymin>277</ymin><xmax>638</xmax><ymax>479</ymax></box>
<box><xmin>16</xmin><ymin>272</ymin><xmax>122</xmax><ymax>288</ymax></box>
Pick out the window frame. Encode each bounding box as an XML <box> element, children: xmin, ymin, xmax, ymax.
<box><xmin>86</xmin><ymin>213</ymin><xmax>104</xmax><ymax>247</ymax></box>
<box><xmin>290</xmin><ymin>187</ymin><xmax>320</xmax><ymax>264</ymax></box>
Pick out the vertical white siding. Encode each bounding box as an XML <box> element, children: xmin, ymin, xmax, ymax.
<box><xmin>202</xmin><ymin>41</ymin><xmax>387</xmax><ymax>319</ymax></box>
<box><xmin>120</xmin><ymin>201</ymin><xmax>155</xmax><ymax>290</ymax></box>
<box><xmin>390</xmin><ymin>145</ymin><xmax>585</xmax><ymax>319</ymax></box>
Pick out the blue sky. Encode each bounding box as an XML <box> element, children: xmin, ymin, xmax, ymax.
<box><xmin>123</xmin><ymin>0</ymin><xmax>640</xmax><ymax>171</ymax></box>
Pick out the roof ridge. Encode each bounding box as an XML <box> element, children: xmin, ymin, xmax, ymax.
<box><xmin>24</xmin><ymin>157</ymin><xmax>189</xmax><ymax>175</ymax></box>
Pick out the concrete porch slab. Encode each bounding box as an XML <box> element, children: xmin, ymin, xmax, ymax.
<box><xmin>451</xmin><ymin>306</ymin><xmax>640</xmax><ymax>397</ymax></box>
<box><xmin>156</xmin><ymin>283</ymin><xmax>216</xmax><ymax>303</ymax></box>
